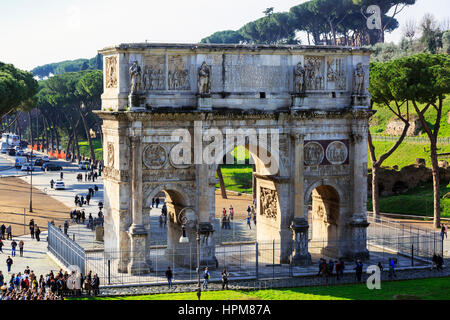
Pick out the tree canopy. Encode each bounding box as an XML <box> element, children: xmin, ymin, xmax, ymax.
<box><xmin>0</xmin><ymin>62</ymin><xmax>38</xmax><ymax>120</ymax></box>
<box><xmin>200</xmin><ymin>0</ymin><xmax>417</xmax><ymax>46</ymax></box>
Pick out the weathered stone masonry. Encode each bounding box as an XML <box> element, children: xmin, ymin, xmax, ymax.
<box><xmin>96</xmin><ymin>43</ymin><xmax>372</xmax><ymax>275</ymax></box>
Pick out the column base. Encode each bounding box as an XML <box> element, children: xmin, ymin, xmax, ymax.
<box><xmin>127</xmin><ymin>224</ymin><xmax>151</xmax><ymax>275</ymax></box>
<box><xmin>128</xmin><ymin>261</ymin><xmax>151</xmax><ymax>275</ymax></box>
<box><xmin>292</xmin><ymin>252</ymin><xmax>312</xmax><ymax>266</ymax></box>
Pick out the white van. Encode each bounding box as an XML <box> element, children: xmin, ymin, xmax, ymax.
<box><xmin>15</xmin><ymin>156</ymin><xmax>27</xmax><ymax>168</ymax></box>
<box><xmin>1</xmin><ymin>143</ymin><xmax>8</xmax><ymax>154</ymax></box>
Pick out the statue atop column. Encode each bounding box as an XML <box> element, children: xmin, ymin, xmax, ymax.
<box><xmin>198</xmin><ymin>61</ymin><xmax>211</xmax><ymax>95</ymax></box>
<box><xmin>129</xmin><ymin>61</ymin><xmax>142</xmax><ymax>94</ymax></box>
<box><xmin>294</xmin><ymin>62</ymin><xmax>306</xmax><ymax>95</ymax></box>
<box><xmin>353</xmin><ymin>63</ymin><xmax>365</xmax><ymax>96</ymax></box>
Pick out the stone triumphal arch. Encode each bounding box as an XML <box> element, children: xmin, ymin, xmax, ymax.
<box><xmin>97</xmin><ymin>43</ymin><xmax>372</xmax><ymax>275</ymax></box>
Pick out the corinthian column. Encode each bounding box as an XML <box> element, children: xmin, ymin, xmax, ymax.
<box><xmin>291</xmin><ymin>133</ymin><xmax>311</xmax><ymax>265</ymax></box>
<box><xmin>127</xmin><ymin>133</ymin><xmax>151</xmax><ymax>275</ymax></box>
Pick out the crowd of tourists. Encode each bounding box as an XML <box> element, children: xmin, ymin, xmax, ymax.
<box><xmin>0</xmin><ymin>266</ymin><xmax>100</xmax><ymax>300</ymax></box>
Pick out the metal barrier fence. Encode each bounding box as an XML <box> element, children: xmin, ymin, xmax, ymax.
<box><xmin>371</xmin><ymin>134</ymin><xmax>450</xmax><ymax>145</ymax></box>
<box><xmin>50</xmin><ymin>214</ymin><xmax>443</xmax><ymax>286</ymax></box>
<box><xmin>47</xmin><ymin>222</ymin><xmax>86</xmax><ymax>274</ymax></box>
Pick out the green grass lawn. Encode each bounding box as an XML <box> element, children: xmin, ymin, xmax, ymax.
<box><xmin>78</xmin><ymin>138</ymin><xmax>103</xmax><ymax>161</ymax></box>
<box><xmin>69</xmin><ymin>277</ymin><xmax>450</xmax><ymax>300</ymax></box>
<box><xmin>369</xmin><ymin>96</ymin><xmax>450</xmax><ymax>137</ymax></box>
<box><xmin>367</xmin><ymin>182</ymin><xmax>450</xmax><ymax>218</ymax></box>
<box><xmin>369</xmin><ymin>141</ymin><xmax>450</xmax><ymax>169</ymax></box>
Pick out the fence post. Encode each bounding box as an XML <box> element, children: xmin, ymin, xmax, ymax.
<box><xmin>255</xmin><ymin>242</ymin><xmax>259</xmax><ymax>280</ymax></box>
<box><xmin>411</xmin><ymin>244</ymin><xmax>414</xmax><ymax>266</ymax></box>
<box><xmin>108</xmin><ymin>259</ymin><xmax>111</xmax><ymax>285</ymax></box>
<box><xmin>272</xmin><ymin>239</ymin><xmax>275</xmax><ymax>280</ymax></box>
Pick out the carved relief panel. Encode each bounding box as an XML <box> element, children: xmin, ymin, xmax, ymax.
<box><xmin>326</xmin><ymin>57</ymin><xmax>346</xmax><ymax>90</ymax></box>
<box><xmin>304</xmin><ymin>56</ymin><xmax>324</xmax><ymax>91</ymax></box>
<box><xmin>105</xmin><ymin>56</ymin><xmax>118</xmax><ymax>88</ymax></box>
<box><xmin>168</xmin><ymin>55</ymin><xmax>190</xmax><ymax>90</ymax></box>
<box><xmin>260</xmin><ymin>187</ymin><xmax>278</xmax><ymax>220</ymax></box>
<box><xmin>143</xmin><ymin>55</ymin><xmax>165</xmax><ymax>90</ymax></box>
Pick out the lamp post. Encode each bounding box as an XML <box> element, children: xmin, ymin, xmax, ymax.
<box><xmin>29</xmin><ymin>147</ymin><xmax>33</xmax><ymax>213</ymax></box>
<box><xmin>178</xmin><ymin>207</ymin><xmax>201</xmax><ymax>301</ymax></box>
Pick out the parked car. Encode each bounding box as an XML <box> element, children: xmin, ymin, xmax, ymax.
<box><xmin>33</xmin><ymin>158</ymin><xmax>44</xmax><ymax>166</ymax></box>
<box><xmin>54</xmin><ymin>180</ymin><xmax>65</xmax><ymax>190</ymax></box>
<box><xmin>21</xmin><ymin>163</ymin><xmax>35</xmax><ymax>171</ymax></box>
<box><xmin>78</xmin><ymin>161</ymin><xmax>90</xmax><ymax>170</ymax></box>
<box><xmin>42</xmin><ymin>155</ymin><xmax>49</xmax><ymax>162</ymax></box>
<box><xmin>7</xmin><ymin>149</ymin><xmax>16</xmax><ymax>156</ymax></box>
<box><xmin>42</xmin><ymin>163</ymin><xmax>63</xmax><ymax>171</ymax></box>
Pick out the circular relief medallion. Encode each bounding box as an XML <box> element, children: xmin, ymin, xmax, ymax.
<box><xmin>107</xmin><ymin>143</ymin><xmax>114</xmax><ymax>167</ymax></box>
<box><xmin>168</xmin><ymin>144</ymin><xmax>192</xmax><ymax>169</ymax></box>
<box><xmin>326</xmin><ymin>141</ymin><xmax>348</xmax><ymax>165</ymax></box>
<box><xmin>304</xmin><ymin>142</ymin><xmax>324</xmax><ymax>166</ymax></box>
<box><xmin>143</xmin><ymin>143</ymin><xmax>167</xmax><ymax>169</ymax></box>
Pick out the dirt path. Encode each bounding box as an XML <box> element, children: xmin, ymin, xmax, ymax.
<box><xmin>0</xmin><ymin>177</ymin><xmax>71</xmax><ymax>237</ymax></box>
<box><xmin>214</xmin><ymin>189</ymin><xmax>253</xmax><ymax>219</ymax></box>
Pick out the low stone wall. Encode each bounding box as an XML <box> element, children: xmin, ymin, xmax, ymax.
<box><xmin>368</xmin><ymin>163</ymin><xmax>450</xmax><ymax>196</ymax></box>
<box><xmin>96</xmin><ymin>264</ymin><xmax>449</xmax><ymax>297</ymax></box>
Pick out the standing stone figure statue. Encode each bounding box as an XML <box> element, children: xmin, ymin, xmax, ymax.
<box><xmin>353</xmin><ymin>63</ymin><xmax>365</xmax><ymax>95</ymax></box>
<box><xmin>198</xmin><ymin>61</ymin><xmax>211</xmax><ymax>95</ymax></box>
<box><xmin>294</xmin><ymin>62</ymin><xmax>306</xmax><ymax>94</ymax></box>
<box><xmin>129</xmin><ymin>61</ymin><xmax>142</xmax><ymax>94</ymax></box>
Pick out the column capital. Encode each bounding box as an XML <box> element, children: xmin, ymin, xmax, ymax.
<box><xmin>290</xmin><ymin>132</ymin><xmax>305</xmax><ymax>141</ymax></box>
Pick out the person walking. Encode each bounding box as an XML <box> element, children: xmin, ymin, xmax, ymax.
<box><xmin>165</xmin><ymin>267</ymin><xmax>173</xmax><ymax>289</ymax></box>
<box><xmin>221</xmin><ymin>269</ymin><xmax>229</xmax><ymax>290</ymax></box>
<box><xmin>441</xmin><ymin>224</ymin><xmax>447</xmax><ymax>240</ymax></box>
<box><xmin>0</xmin><ymin>224</ymin><xmax>5</xmax><ymax>240</ymax></box>
<box><xmin>35</xmin><ymin>227</ymin><xmax>41</xmax><ymax>242</ymax></box>
<box><xmin>377</xmin><ymin>261</ymin><xmax>384</xmax><ymax>272</ymax></box>
<box><xmin>29</xmin><ymin>219</ymin><xmax>35</xmax><ymax>239</ymax></box>
<box><xmin>50</xmin><ymin>179</ymin><xmax>54</xmax><ymax>189</ymax></box>
<box><xmin>92</xmin><ymin>274</ymin><xmax>100</xmax><ymax>296</ymax></box>
<box><xmin>18</xmin><ymin>240</ymin><xmax>24</xmax><ymax>257</ymax></box>
<box><xmin>155</xmin><ymin>197</ymin><xmax>160</xmax><ymax>208</ymax></box>
<box><xmin>0</xmin><ymin>239</ymin><xmax>3</xmax><ymax>253</ymax></box>
<box><xmin>202</xmin><ymin>267</ymin><xmax>210</xmax><ymax>290</ymax></box>
<box><xmin>436</xmin><ymin>254</ymin><xmax>444</xmax><ymax>271</ymax></box>
<box><xmin>152</xmin><ymin>198</ymin><xmax>155</xmax><ymax>208</ymax></box>
<box><xmin>328</xmin><ymin>259</ymin><xmax>335</xmax><ymax>277</ymax></box>
<box><xmin>6</xmin><ymin>256</ymin><xmax>12</xmax><ymax>273</ymax></box>
<box><xmin>246</xmin><ymin>215</ymin><xmax>252</xmax><ymax>229</ymax></box>
<box><xmin>229</xmin><ymin>205</ymin><xmax>234</xmax><ymax>221</ymax></box>
<box><xmin>388</xmin><ymin>258</ymin><xmax>397</xmax><ymax>278</ymax></box>
<box><xmin>86</xmin><ymin>193</ymin><xmax>91</xmax><ymax>205</ymax></box>
<box><xmin>10</xmin><ymin>240</ymin><xmax>17</xmax><ymax>257</ymax></box>
<box><xmin>246</xmin><ymin>206</ymin><xmax>251</xmax><ymax>216</ymax></box>
<box><xmin>6</xmin><ymin>225</ymin><xmax>12</xmax><ymax>240</ymax></box>
<box><xmin>159</xmin><ymin>215</ymin><xmax>164</xmax><ymax>229</ymax></box>
<box><xmin>60</xmin><ymin>171</ymin><xmax>63</xmax><ymax>180</ymax></box>
<box><xmin>64</xmin><ymin>221</ymin><xmax>69</xmax><ymax>235</ymax></box>
<box><xmin>354</xmin><ymin>260</ymin><xmax>363</xmax><ymax>282</ymax></box>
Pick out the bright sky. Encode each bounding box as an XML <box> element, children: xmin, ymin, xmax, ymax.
<box><xmin>0</xmin><ymin>0</ymin><xmax>448</xmax><ymax>71</ymax></box>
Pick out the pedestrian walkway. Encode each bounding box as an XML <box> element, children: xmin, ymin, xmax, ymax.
<box><xmin>0</xmin><ymin>230</ymin><xmax>59</xmax><ymax>277</ymax></box>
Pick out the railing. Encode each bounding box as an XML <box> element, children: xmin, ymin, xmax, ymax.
<box><xmin>371</xmin><ymin>134</ymin><xmax>450</xmax><ymax>145</ymax></box>
<box><xmin>48</xmin><ymin>222</ymin><xmax>86</xmax><ymax>274</ymax></box>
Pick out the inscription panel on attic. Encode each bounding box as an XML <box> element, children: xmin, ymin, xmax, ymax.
<box><xmin>223</xmin><ymin>55</ymin><xmax>288</xmax><ymax>92</ymax></box>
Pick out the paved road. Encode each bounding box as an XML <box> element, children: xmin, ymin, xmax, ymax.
<box><xmin>0</xmin><ymin>151</ymin><xmax>104</xmax><ymax>220</ymax></box>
